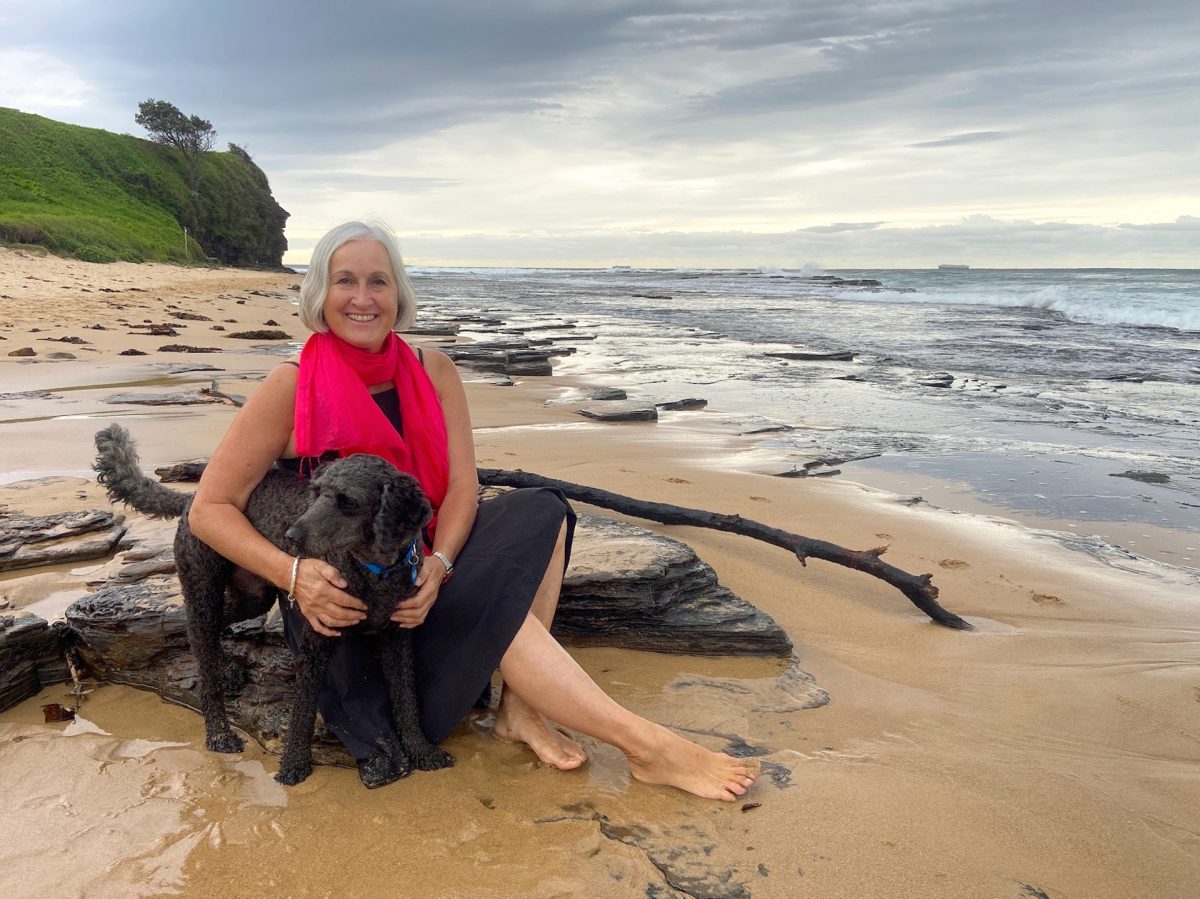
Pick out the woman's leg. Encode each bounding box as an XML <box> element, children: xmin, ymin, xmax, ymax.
<box><xmin>493</xmin><ymin>522</ymin><xmax>759</xmax><ymax>801</ymax></box>
<box><xmin>492</xmin><ymin>520</ymin><xmax>589</xmax><ymax>769</ymax></box>
<box><xmin>499</xmin><ymin>612</ymin><xmax>760</xmax><ymax>801</ymax></box>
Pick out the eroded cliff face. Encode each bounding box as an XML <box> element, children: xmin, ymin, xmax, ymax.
<box><xmin>193</xmin><ymin>150</ymin><xmax>290</xmax><ymax>268</ymax></box>
<box><xmin>0</xmin><ymin>108</ymin><xmax>289</xmax><ymax>268</ymax></box>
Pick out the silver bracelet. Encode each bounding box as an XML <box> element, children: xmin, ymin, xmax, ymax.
<box><xmin>430</xmin><ymin>550</ymin><xmax>454</xmax><ymax>581</ymax></box>
<box><xmin>286</xmin><ymin>555</ymin><xmax>301</xmax><ymax>608</ymax></box>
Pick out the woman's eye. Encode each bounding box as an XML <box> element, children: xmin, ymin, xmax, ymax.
<box><xmin>336</xmin><ymin>277</ymin><xmax>353</xmax><ymax>285</ymax></box>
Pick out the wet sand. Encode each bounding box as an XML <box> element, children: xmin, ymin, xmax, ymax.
<box><xmin>1</xmin><ymin>248</ymin><xmax>1198</xmax><ymax>898</ymax></box>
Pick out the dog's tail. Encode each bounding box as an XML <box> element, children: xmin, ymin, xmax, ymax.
<box><xmin>93</xmin><ymin>424</ymin><xmax>189</xmax><ymax>519</ymax></box>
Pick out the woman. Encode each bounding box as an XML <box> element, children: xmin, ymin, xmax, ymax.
<box><xmin>188</xmin><ymin>221</ymin><xmax>759</xmax><ymax>800</ymax></box>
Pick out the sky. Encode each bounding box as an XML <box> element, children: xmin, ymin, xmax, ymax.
<box><xmin>2</xmin><ymin>0</ymin><xmax>1198</xmax><ymax>268</ymax></box>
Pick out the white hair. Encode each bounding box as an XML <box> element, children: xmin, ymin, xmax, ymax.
<box><xmin>297</xmin><ymin>221</ymin><xmax>417</xmax><ymax>333</ymax></box>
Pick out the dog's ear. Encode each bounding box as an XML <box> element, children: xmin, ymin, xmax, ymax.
<box><xmin>370</xmin><ymin>472</ymin><xmax>433</xmax><ymax>561</ymax></box>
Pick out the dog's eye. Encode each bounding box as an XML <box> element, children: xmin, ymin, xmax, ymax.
<box><xmin>336</xmin><ymin>493</ymin><xmax>358</xmax><ymax>511</ymax></box>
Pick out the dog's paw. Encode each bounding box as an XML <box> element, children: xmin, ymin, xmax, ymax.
<box><xmin>413</xmin><ymin>746</ymin><xmax>455</xmax><ymax>771</ymax></box>
<box><xmin>206</xmin><ymin>731</ymin><xmax>245</xmax><ymax>754</ymax></box>
<box><xmin>275</xmin><ymin>759</ymin><xmax>313</xmax><ymax>786</ymax></box>
<box><xmin>358</xmin><ymin>753</ymin><xmax>410</xmax><ymax>789</ymax></box>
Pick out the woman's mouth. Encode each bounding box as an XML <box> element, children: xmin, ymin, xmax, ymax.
<box><xmin>346</xmin><ymin>313</ymin><xmax>377</xmax><ymax>323</ymax></box>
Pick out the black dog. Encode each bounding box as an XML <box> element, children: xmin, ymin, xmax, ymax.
<box><xmin>93</xmin><ymin>424</ymin><xmax>454</xmax><ymax>787</ymax></box>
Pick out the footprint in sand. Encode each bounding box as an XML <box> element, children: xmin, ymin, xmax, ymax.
<box><xmin>749</xmin><ymin>496</ymin><xmax>770</xmax><ymax>503</ymax></box>
<box><xmin>666</xmin><ymin>477</ymin><xmax>689</xmax><ymax>484</ymax></box>
<box><xmin>875</xmin><ymin>532</ymin><xmax>893</xmax><ymax>540</ymax></box>
<box><xmin>1030</xmin><ymin>592</ymin><xmax>1064</xmax><ymax>606</ymax></box>
<box><xmin>938</xmin><ymin>559</ymin><xmax>969</xmax><ymax>569</ymax></box>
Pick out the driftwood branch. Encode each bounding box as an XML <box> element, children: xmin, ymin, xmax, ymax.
<box><xmin>478</xmin><ymin>468</ymin><xmax>971</xmax><ymax>630</ymax></box>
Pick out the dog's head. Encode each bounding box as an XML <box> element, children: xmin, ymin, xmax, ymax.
<box><xmin>284</xmin><ymin>455</ymin><xmax>433</xmax><ymax>620</ymax></box>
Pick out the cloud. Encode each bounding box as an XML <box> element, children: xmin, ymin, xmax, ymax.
<box><xmin>801</xmin><ymin>222</ymin><xmax>884</xmax><ymax>233</ymax></box>
<box><xmin>6</xmin><ymin>2</ymin><xmax>1200</xmax><ymax>266</ymax></box>
<box><xmin>0</xmin><ymin>48</ymin><xmax>94</xmax><ymax>110</ymax></box>
<box><xmin>1119</xmin><ymin>216</ymin><xmax>1200</xmax><ymax>232</ymax></box>
<box><xmin>350</xmin><ymin>214</ymin><xmax>1200</xmax><ymax>269</ymax></box>
<box><xmin>908</xmin><ymin>131</ymin><xmax>1007</xmax><ymax>149</ymax></box>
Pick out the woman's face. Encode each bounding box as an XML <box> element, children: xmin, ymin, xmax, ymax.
<box><xmin>323</xmin><ymin>239</ymin><xmax>400</xmax><ymax>352</ymax></box>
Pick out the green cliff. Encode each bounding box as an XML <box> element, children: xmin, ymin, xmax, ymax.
<box><xmin>0</xmin><ymin>108</ymin><xmax>288</xmax><ymax>267</ymax></box>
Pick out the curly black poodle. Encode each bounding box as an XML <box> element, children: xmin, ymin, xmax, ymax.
<box><xmin>93</xmin><ymin>423</ymin><xmax>454</xmax><ymax>787</ymax></box>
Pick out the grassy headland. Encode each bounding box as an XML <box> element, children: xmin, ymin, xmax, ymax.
<box><xmin>0</xmin><ymin>108</ymin><xmax>288</xmax><ymax>267</ymax></box>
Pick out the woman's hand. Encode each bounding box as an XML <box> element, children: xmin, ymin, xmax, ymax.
<box><xmin>292</xmin><ymin>558</ymin><xmax>367</xmax><ymax>637</ymax></box>
<box><xmin>390</xmin><ymin>556</ymin><xmax>445</xmax><ymax>628</ymax></box>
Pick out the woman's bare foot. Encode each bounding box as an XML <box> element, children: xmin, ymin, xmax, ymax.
<box><xmin>625</xmin><ymin>722</ymin><xmax>760</xmax><ymax>801</ymax></box>
<box><xmin>494</xmin><ymin>689</ymin><xmax>588</xmax><ymax>770</ymax></box>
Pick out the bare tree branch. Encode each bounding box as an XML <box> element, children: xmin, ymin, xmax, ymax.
<box><xmin>477</xmin><ymin>468</ymin><xmax>972</xmax><ymax>630</ymax></box>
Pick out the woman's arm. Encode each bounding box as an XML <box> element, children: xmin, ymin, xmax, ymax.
<box><xmin>188</xmin><ymin>362</ymin><xmax>367</xmax><ymax>637</ymax></box>
<box><xmin>391</xmin><ymin>348</ymin><xmax>479</xmax><ymax>627</ymax></box>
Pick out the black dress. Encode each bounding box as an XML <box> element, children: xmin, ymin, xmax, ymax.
<box><xmin>276</xmin><ymin>382</ymin><xmax>575</xmax><ymax>760</ymax></box>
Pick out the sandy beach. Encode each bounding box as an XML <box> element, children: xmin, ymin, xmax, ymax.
<box><xmin>1</xmin><ymin>248</ymin><xmax>1198</xmax><ymax>898</ymax></box>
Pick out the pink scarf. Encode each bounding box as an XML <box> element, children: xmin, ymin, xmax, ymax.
<box><xmin>294</xmin><ymin>332</ymin><xmax>449</xmax><ymax>537</ymax></box>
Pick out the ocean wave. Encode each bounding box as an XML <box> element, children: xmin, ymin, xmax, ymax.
<box><xmin>832</xmin><ymin>284</ymin><xmax>1200</xmax><ymax>330</ymax></box>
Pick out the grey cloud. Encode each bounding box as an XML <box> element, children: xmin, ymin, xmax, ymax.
<box><xmin>1119</xmin><ymin>216</ymin><xmax>1200</xmax><ymax>232</ymax></box>
<box><xmin>398</xmin><ymin>215</ymin><xmax>1200</xmax><ymax>268</ymax></box>
<box><xmin>283</xmin><ymin>171</ymin><xmax>460</xmax><ymax>193</ymax></box>
<box><xmin>801</xmin><ymin>222</ymin><xmax>884</xmax><ymax>233</ymax></box>
<box><xmin>909</xmin><ymin>131</ymin><xmax>1006</xmax><ymax>149</ymax></box>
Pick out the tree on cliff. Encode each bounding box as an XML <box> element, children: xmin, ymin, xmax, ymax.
<box><xmin>134</xmin><ymin>99</ymin><xmax>216</xmax><ymax>225</ymax></box>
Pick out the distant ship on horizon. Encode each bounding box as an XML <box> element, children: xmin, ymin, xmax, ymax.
<box><xmin>938</xmin><ymin>264</ymin><xmax>970</xmax><ymax>271</ymax></box>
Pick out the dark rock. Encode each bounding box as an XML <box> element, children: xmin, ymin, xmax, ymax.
<box><xmin>0</xmin><ymin>614</ymin><xmax>69</xmax><ymax>712</ymax></box>
<box><xmin>40</xmin><ymin>335</ymin><xmax>89</xmax><ymax>344</ymax></box>
<box><xmin>65</xmin><ymin>578</ymin><xmax>351</xmax><ymax>763</ymax></box>
<box><xmin>263</xmin><ymin>319</ymin><xmax>279</xmax><ymax>326</ymax></box>
<box><xmin>119</xmin><ymin>349</ymin><xmax>148</xmax><ymax>356</ymax></box>
<box><xmin>586</xmin><ymin>387</ymin><xmax>628</xmax><ymax>401</ymax></box>
<box><xmin>764</xmin><ymin>350</ymin><xmax>855</xmax><ymax>362</ymax></box>
<box><xmin>0</xmin><ymin>390</ymin><xmax>61</xmax><ymax>401</ymax></box>
<box><xmin>443</xmin><ymin>344</ymin><xmax>554</xmax><ymax>376</ymax></box>
<box><xmin>227</xmin><ymin>329</ymin><xmax>291</xmax><ymax>340</ymax></box>
<box><xmin>556</xmin><ymin>513</ymin><xmax>791</xmax><ymax>656</ymax></box>
<box><xmin>577</xmin><ymin>403</ymin><xmax>659</xmax><ymax>422</ymax></box>
<box><xmin>103</xmin><ymin>391</ymin><xmax>224</xmax><ymax>406</ymax></box>
<box><xmin>915</xmin><ymin>372</ymin><xmax>954</xmax><ymax>388</ymax></box>
<box><xmin>741</xmin><ymin>424</ymin><xmax>795</xmax><ymax>435</ymax></box>
<box><xmin>154</xmin><ymin>461</ymin><xmax>208</xmax><ymax>482</ymax></box>
<box><xmin>406</xmin><ymin>323</ymin><xmax>461</xmax><ymax>336</ymax></box>
<box><xmin>46</xmin><ymin>352</ymin><xmax>76</xmax><ymax>360</ymax></box>
<box><xmin>169</xmin><ymin>312</ymin><xmax>212</xmax><ymax>321</ymax></box>
<box><xmin>1109</xmin><ymin>470</ymin><xmax>1171</xmax><ymax>484</ymax></box>
<box><xmin>157</xmin><ymin>344</ymin><xmax>224</xmax><ymax>353</ymax></box>
<box><xmin>655</xmin><ymin>398</ymin><xmax>708</xmax><ymax>411</ymax></box>
<box><xmin>129</xmin><ymin>324</ymin><xmax>179</xmax><ymax>336</ymax></box>
<box><xmin>7</xmin><ymin>347</ymin><xmax>36</xmax><ymax>357</ymax></box>
<box><xmin>162</xmin><ymin>363</ymin><xmax>223</xmax><ymax>374</ymax></box>
<box><xmin>211</xmin><ymin>325</ymin><xmax>226</xmax><ymax>331</ymax></box>
<box><xmin>0</xmin><ymin>508</ymin><xmax>127</xmax><ymax>573</ymax></box>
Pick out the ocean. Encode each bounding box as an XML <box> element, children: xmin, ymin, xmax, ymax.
<box><xmin>297</xmin><ymin>264</ymin><xmax>1200</xmax><ymax>570</ymax></box>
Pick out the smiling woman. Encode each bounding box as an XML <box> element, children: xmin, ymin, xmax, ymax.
<box><xmin>184</xmin><ymin>219</ymin><xmax>760</xmax><ymax>799</ymax></box>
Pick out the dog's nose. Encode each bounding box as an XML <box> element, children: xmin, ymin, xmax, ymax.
<box><xmin>284</xmin><ymin>525</ymin><xmax>305</xmax><ymax>546</ymax></box>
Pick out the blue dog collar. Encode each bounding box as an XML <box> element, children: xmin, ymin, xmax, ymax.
<box><xmin>361</xmin><ymin>536</ymin><xmax>422</xmax><ymax>585</ymax></box>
